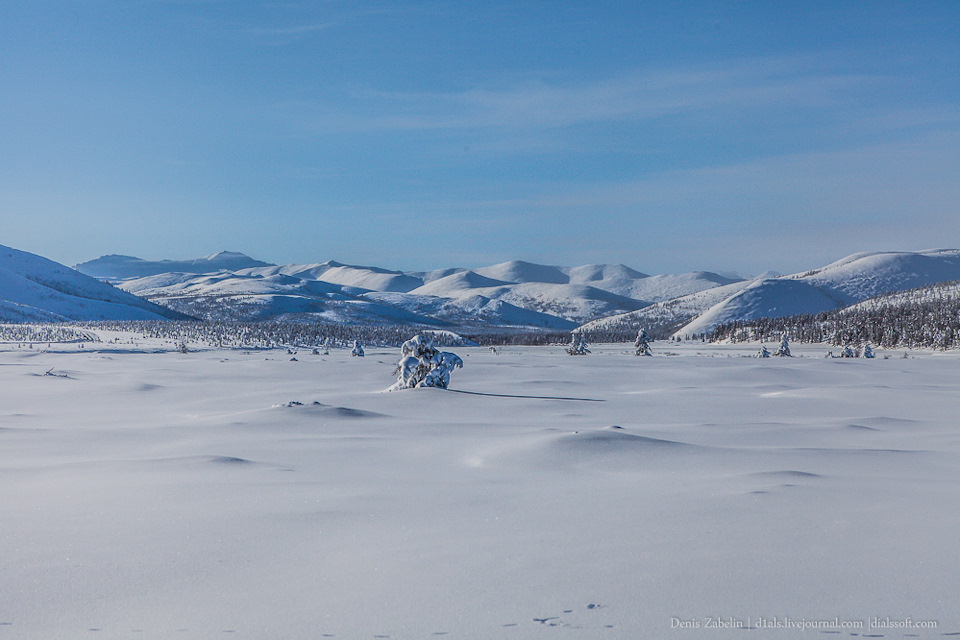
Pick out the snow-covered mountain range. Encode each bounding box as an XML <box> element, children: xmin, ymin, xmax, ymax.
<box><xmin>0</xmin><ymin>245</ymin><xmax>189</xmax><ymax>322</ymax></box>
<box><xmin>6</xmin><ymin>245</ymin><xmax>960</xmax><ymax>335</ymax></box>
<box><xmin>74</xmin><ymin>254</ymin><xmax>738</xmax><ymax>331</ymax></box>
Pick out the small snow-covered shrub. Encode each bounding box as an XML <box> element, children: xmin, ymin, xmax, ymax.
<box><xmin>757</xmin><ymin>345</ymin><xmax>770</xmax><ymax>358</ymax></box>
<box><xmin>351</xmin><ymin>340</ymin><xmax>364</xmax><ymax>357</ymax></box>
<box><xmin>863</xmin><ymin>343</ymin><xmax>875</xmax><ymax>358</ymax></box>
<box><xmin>566</xmin><ymin>334</ymin><xmax>590</xmax><ymax>355</ymax></box>
<box><xmin>390</xmin><ymin>334</ymin><xmax>462</xmax><ymax>390</ymax></box>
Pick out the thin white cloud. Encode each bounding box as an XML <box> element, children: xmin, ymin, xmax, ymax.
<box><xmin>278</xmin><ymin>55</ymin><xmax>889</xmax><ymax>135</ymax></box>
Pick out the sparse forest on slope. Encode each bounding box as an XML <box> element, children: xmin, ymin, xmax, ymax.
<box><xmin>708</xmin><ymin>280</ymin><xmax>960</xmax><ymax>350</ymax></box>
<box><xmin>579</xmin><ymin>249</ymin><xmax>960</xmax><ymax>343</ymax></box>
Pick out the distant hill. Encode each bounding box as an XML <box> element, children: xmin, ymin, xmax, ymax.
<box><xmin>75</xmin><ymin>251</ymin><xmax>273</xmax><ymax>282</ymax></box>
<box><xmin>578</xmin><ymin>249</ymin><xmax>960</xmax><ymax>340</ymax></box>
<box><xmin>708</xmin><ymin>278</ymin><xmax>960</xmax><ymax>350</ymax></box>
<box><xmin>0</xmin><ymin>245</ymin><xmax>190</xmax><ymax>322</ymax></box>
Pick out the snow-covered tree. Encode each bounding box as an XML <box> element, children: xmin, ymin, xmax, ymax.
<box><xmin>635</xmin><ymin>328</ymin><xmax>652</xmax><ymax>356</ymax></box>
<box><xmin>391</xmin><ymin>334</ymin><xmax>463</xmax><ymax>390</ymax></box>
<box><xmin>351</xmin><ymin>340</ymin><xmax>364</xmax><ymax>357</ymax></box>
<box><xmin>757</xmin><ymin>345</ymin><xmax>770</xmax><ymax>358</ymax></box>
<box><xmin>863</xmin><ymin>342</ymin><xmax>875</xmax><ymax>358</ymax></box>
<box><xmin>840</xmin><ymin>345</ymin><xmax>856</xmax><ymax>358</ymax></box>
<box><xmin>566</xmin><ymin>333</ymin><xmax>590</xmax><ymax>355</ymax></box>
<box><xmin>776</xmin><ymin>333</ymin><xmax>792</xmax><ymax>357</ymax></box>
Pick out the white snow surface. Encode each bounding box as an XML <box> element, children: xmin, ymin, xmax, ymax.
<box><xmin>2</xmin><ymin>338</ymin><xmax>958</xmax><ymax>638</ymax></box>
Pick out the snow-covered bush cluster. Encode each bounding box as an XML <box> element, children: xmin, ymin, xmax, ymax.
<box><xmin>756</xmin><ymin>334</ymin><xmax>792</xmax><ymax>357</ymax></box>
<box><xmin>566</xmin><ymin>333</ymin><xmax>590</xmax><ymax>355</ymax></box>
<box><xmin>391</xmin><ymin>335</ymin><xmax>463</xmax><ymax>390</ymax></box>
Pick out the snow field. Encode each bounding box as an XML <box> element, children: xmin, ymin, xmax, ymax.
<box><xmin>1</xmin><ymin>341</ymin><xmax>958</xmax><ymax>638</ymax></box>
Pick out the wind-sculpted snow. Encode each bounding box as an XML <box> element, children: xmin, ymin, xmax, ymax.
<box><xmin>2</xmin><ymin>341</ymin><xmax>958</xmax><ymax>638</ymax></box>
<box><xmin>677</xmin><ymin>278</ymin><xmax>846</xmax><ymax>338</ymax></box>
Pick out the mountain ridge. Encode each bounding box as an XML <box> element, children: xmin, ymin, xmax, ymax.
<box><xmin>46</xmin><ymin>247</ymin><xmax>960</xmax><ymax>336</ymax></box>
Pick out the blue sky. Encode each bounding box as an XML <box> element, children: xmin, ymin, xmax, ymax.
<box><xmin>2</xmin><ymin>1</ymin><xmax>959</xmax><ymax>276</ymax></box>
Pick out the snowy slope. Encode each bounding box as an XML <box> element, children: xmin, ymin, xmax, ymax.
<box><xmin>845</xmin><ymin>278</ymin><xmax>960</xmax><ymax>312</ymax></box>
<box><xmin>678</xmin><ymin>278</ymin><xmax>845</xmax><ymax>336</ymax></box>
<box><xmin>793</xmin><ymin>249</ymin><xmax>960</xmax><ymax>302</ymax></box>
<box><xmin>0</xmin><ymin>245</ymin><xmax>189</xmax><ymax>322</ymax></box>
<box><xmin>578</xmin><ymin>279</ymin><xmax>755</xmax><ymax>338</ymax></box>
<box><xmin>408</xmin><ymin>270</ymin><xmax>513</xmax><ymax>295</ymax></box>
<box><xmin>75</xmin><ymin>251</ymin><xmax>272</xmax><ymax>282</ymax></box>
<box><xmin>473</xmin><ymin>259</ymin><xmax>572</xmax><ymax>284</ymax></box>
<box><xmin>676</xmin><ymin>249</ymin><xmax>960</xmax><ymax>337</ymax></box>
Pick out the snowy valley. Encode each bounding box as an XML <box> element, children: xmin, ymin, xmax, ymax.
<box><xmin>3</xmin><ymin>244</ymin><xmax>960</xmax><ymax>638</ymax></box>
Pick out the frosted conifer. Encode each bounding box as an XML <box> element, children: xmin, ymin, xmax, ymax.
<box><xmin>776</xmin><ymin>333</ymin><xmax>792</xmax><ymax>357</ymax></box>
<box><xmin>635</xmin><ymin>328</ymin><xmax>652</xmax><ymax>356</ymax></box>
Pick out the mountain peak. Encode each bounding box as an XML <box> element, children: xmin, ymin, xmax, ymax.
<box><xmin>204</xmin><ymin>251</ymin><xmax>251</xmax><ymax>261</ymax></box>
